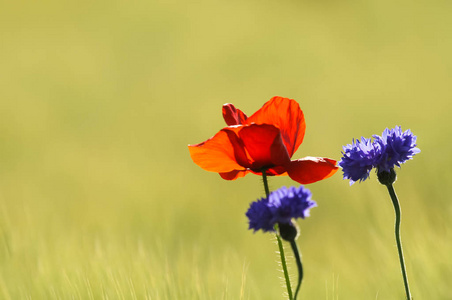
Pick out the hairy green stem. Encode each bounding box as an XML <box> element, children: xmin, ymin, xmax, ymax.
<box><xmin>262</xmin><ymin>169</ymin><xmax>293</xmax><ymax>300</ymax></box>
<box><xmin>275</xmin><ymin>225</ymin><xmax>293</xmax><ymax>300</ymax></box>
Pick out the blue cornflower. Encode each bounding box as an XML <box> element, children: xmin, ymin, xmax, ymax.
<box><xmin>246</xmin><ymin>186</ymin><xmax>317</xmax><ymax>233</ymax></box>
<box><xmin>339</xmin><ymin>126</ymin><xmax>419</xmax><ymax>298</ymax></box>
<box><xmin>339</xmin><ymin>126</ymin><xmax>420</xmax><ymax>185</ymax></box>
<box><xmin>373</xmin><ymin>126</ymin><xmax>421</xmax><ymax>173</ymax></box>
<box><xmin>338</xmin><ymin>137</ymin><xmax>380</xmax><ymax>185</ymax></box>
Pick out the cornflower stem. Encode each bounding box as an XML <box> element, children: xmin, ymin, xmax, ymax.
<box><xmin>261</xmin><ymin>169</ymin><xmax>293</xmax><ymax>300</ymax></box>
<box><xmin>289</xmin><ymin>240</ymin><xmax>303</xmax><ymax>300</ymax></box>
<box><xmin>385</xmin><ymin>183</ymin><xmax>412</xmax><ymax>300</ymax></box>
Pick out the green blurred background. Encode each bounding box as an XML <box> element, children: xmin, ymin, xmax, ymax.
<box><xmin>1</xmin><ymin>0</ymin><xmax>451</xmax><ymax>299</ymax></box>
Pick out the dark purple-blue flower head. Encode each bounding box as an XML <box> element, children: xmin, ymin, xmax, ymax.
<box><xmin>339</xmin><ymin>126</ymin><xmax>420</xmax><ymax>185</ymax></box>
<box><xmin>373</xmin><ymin>126</ymin><xmax>420</xmax><ymax>173</ymax></box>
<box><xmin>339</xmin><ymin>137</ymin><xmax>380</xmax><ymax>185</ymax></box>
<box><xmin>246</xmin><ymin>186</ymin><xmax>317</xmax><ymax>233</ymax></box>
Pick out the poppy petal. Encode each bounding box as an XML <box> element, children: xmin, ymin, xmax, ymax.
<box><xmin>220</xmin><ymin>170</ymin><xmax>250</xmax><ymax>180</ymax></box>
<box><xmin>287</xmin><ymin>156</ymin><xmax>338</xmax><ymax>184</ymax></box>
<box><xmin>223</xmin><ymin>103</ymin><xmax>248</xmax><ymax>126</ymax></box>
<box><xmin>188</xmin><ymin>130</ymin><xmax>247</xmax><ymax>173</ymax></box>
<box><xmin>247</xmin><ymin>96</ymin><xmax>306</xmax><ymax>157</ymax></box>
<box><xmin>221</xmin><ymin>127</ymin><xmax>252</xmax><ymax>168</ymax></box>
<box><xmin>238</xmin><ymin>124</ymin><xmax>291</xmax><ymax>170</ymax></box>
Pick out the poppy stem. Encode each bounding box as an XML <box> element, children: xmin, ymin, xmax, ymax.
<box><xmin>275</xmin><ymin>224</ymin><xmax>293</xmax><ymax>300</ymax></box>
<box><xmin>262</xmin><ymin>169</ymin><xmax>270</xmax><ymax>197</ymax></box>
<box><xmin>262</xmin><ymin>169</ymin><xmax>293</xmax><ymax>300</ymax></box>
<box><xmin>385</xmin><ymin>183</ymin><xmax>412</xmax><ymax>300</ymax></box>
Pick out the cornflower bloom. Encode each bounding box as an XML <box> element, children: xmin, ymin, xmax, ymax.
<box><xmin>246</xmin><ymin>186</ymin><xmax>316</xmax><ymax>300</ymax></box>
<box><xmin>339</xmin><ymin>126</ymin><xmax>420</xmax><ymax>300</ymax></box>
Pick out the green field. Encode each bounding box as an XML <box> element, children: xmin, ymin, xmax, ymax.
<box><xmin>1</xmin><ymin>0</ymin><xmax>451</xmax><ymax>299</ymax></box>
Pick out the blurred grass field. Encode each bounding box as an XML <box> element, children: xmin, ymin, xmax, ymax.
<box><xmin>1</xmin><ymin>0</ymin><xmax>451</xmax><ymax>299</ymax></box>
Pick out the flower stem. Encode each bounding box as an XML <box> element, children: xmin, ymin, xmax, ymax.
<box><xmin>290</xmin><ymin>240</ymin><xmax>303</xmax><ymax>300</ymax></box>
<box><xmin>261</xmin><ymin>169</ymin><xmax>270</xmax><ymax>197</ymax></box>
<box><xmin>275</xmin><ymin>224</ymin><xmax>293</xmax><ymax>300</ymax></box>
<box><xmin>385</xmin><ymin>183</ymin><xmax>412</xmax><ymax>300</ymax></box>
<box><xmin>261</xmin><ymin>169</ymin><xmax>293</xmax><ymax>300</ymax></box>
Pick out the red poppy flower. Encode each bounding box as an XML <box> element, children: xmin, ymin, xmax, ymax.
<box><xmin>188</xmin><ymin>96</ymin><xmax>338</xmax><ymax>184</ymax></box>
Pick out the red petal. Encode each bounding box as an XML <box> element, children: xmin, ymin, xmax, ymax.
<box><xmin>247</xmin><ymin>96</ymin><xmax>306</xmax><ymax>157</ymax></box>
<box><xmin>220</xmin><ymin>170</ymin><xmax>250</xmax><ymax>180</ymax></box>
<box><xmin>287</xmin><ymin>157</ymin><xmax>338</xmax><ymax>184</ymax></box>
<box><xmin>188</xmin><ymin>130</ymin><xmax>247</xmax><ymax>173</ymax></box>
<box><xmin>238</xmin><ymin>124</ymin><xmax>291</xmax><ymax>170</ymax></box>
<box><xmin>223</xmin><ymin>103</ymin><xmax>248</xmax><ymax>126</ymax></box>
<box><xmin>221</xmin><ymin>127</ymin><xmax>252</xmax><ymax>168</ymax></box>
